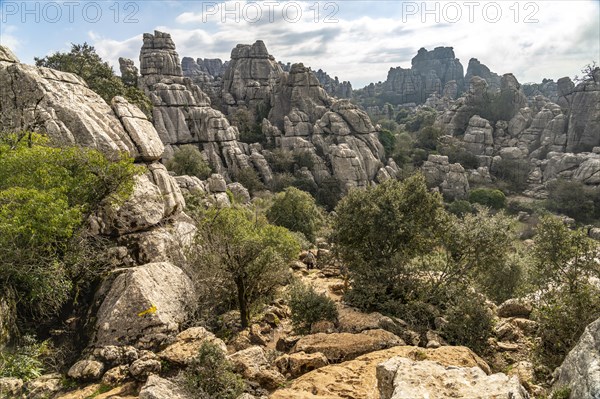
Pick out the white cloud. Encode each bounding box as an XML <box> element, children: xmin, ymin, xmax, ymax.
<box><xmin>0</xmin><ymin>25</ymin><xmax>21</xmax><ymax>51</ymax></box>
<box><xmin>89</xmin><ymin>1</ymin><xmax>598</xmax><ymax>86</ymax></box>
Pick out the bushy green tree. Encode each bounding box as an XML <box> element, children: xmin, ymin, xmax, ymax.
<box><xmin>288</xmin><ymin>282</ymin><xmax>338</xmax><ymax>334</ymax></box>
<box><xmin>546</xmin><ymin>179</ymin><xmax>598</xmax><ymax>223</ymax></box>
<box><xmin>166</xmin><ymin>145</ymin><xmax>212</xmax><ymax>179</ymax></box>
<box><xmin>191</xmin><ymin>206</ymin><xmax>300</xmax><ymax>328</ymax></box>
<box><xmin>530</xmin><ymin>216</ymin><xmax>600</xmax><ymax>369</ymax></box>
<box><xmin>266</xmin><ymin>187</ymin><xmax>323</xmax><ymax>243</ymax></box>
<box><xmin>333</xmin><ymin>177</ymin><xmax>519</xmax><ymax>352</ymax></box>
<box><xmin>332</xmin><ymin>175</ymin><xmax>447</xmax><ymax>310</ymax></box>
<box><xmin>469</xmin><ymin>188</ymin><xmax>507</xmax><ymax>210</ymax></box>
<box><xmin>35</xmin><ymin>43</ymin><xmax>152</xmax><ymax>117</ymax></box>
<box><xmin>0</xmin><ymin>132</ymin><xmax>139</xmax><ymax>319</ymax></box>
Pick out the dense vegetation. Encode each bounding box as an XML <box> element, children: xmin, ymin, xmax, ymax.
<box><xmin>0</xmin><ymin>131</ymin><xmax>140</xmax><ymax>377</ymax></box>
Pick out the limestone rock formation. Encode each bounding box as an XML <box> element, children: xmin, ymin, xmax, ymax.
<box><xmin>553</xmin><ymin>317</ymin><xmax>600</xmax><ymax>398</ymax></box>
<box><xmin>364</xmin><ymin>47</ymin><xmax>465</xmax><ymax>106</ymax></box>
<box><xmin>377</xmin><ymin>357</ymin><xmax>528</xmax><ymax>399</ymax></box>
<box><xmin>565</xmin><ymin>76</ymin><xmax>600</xmax><ymax>152</ymax></box>
<box><xmin>422</xmin><ymin>155</ymin><xmax>470</xmax><ymax>200</ymax></box>
<box><xmin>138</xmin><ymin>31</ymin><xmax>253</xmax><ymax>179</ymax></box>
<box><xmin>291</xmin><ymin>329</ymin><xmax>405</xmax><ymax>363</ymax></box>
<box><xmin>314</xmin><ymin>68</ymin><xmax>353</xmax><ymax>98</ymax></box>
<box><xmin>221</xmin><ymin>40</ymin><xmax>283</xmax><ymax>118</ymax></box>
<box><xmin>139</xmin><ymin>375</ymin><xmax>191</xmax><ymax>399</ymax></box>
<box><xmin>92</xmin><ymin>262</ymin><xmax>196</xmax><ymax>349</ymax></box>
<box><xmin>181</xmin><ymin>56</ymin><xmax>228</xmax><ymax>107</ymax></box>
<box><xmin>271</xmin><ymin>346</ymin><xmax>490</xmax><ymax>399</ymax></box>
<box><xmin>0</xmin><ymin>49</ymin><xmax>154</xmax><ymax>162</ymax></box>
<box><xmin>465</xmin><ymin>58</ymin><xmax>501</xmax><ymax>91</ymax></box>
<box><xmin>158</xmin><ymin>327</ymin><xmax>227</xmax><ymax>365</ymax></box>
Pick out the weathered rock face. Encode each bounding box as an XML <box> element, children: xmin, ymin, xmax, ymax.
<box><xmin>422</xmin><ymin>155</ymin><xmax>470</xmax><ymax>200</ymax></box>
<box><xmin>0</xmin><ymin>43</ymin><xmax>199</xmax><ymax>360</ymax></box>
<box><xmin>92</xmin><ymin>262</ymin><xmax>196</xmax><ymax>349</ymax></box>
<box><xmin>566</xmin><ymin>78</ymin><xmax>600</xmax><ymax>152</ymax></box>
<box><xmin>554</xmin><ymin>317</ymin><xmax>600</xmax><ymax>398</ymax></box>
<box><xmin>377</xmin><ymin>357</ymin><xmax>528</xmax><ymax>399</ymax></box>
<box><xmin>314</xmin><ymin>68</ymin><xmax>353</xmax><ymax>99</ymax></box>
<box><xmin>465</xmin><ymin>58</ymin><xmax>501</xmax><ymax>91</ymax></box>
<box><xmin>139</xmin><ymin>375</ymin><xmax>191</xmax><ymax>399</ymax></box>
<box><xmin>373</xmin><ymin>47</ymin><xmax>465</xmax><ymax>106</ymax></box>
<box><xmin>158</xmin><ymin>326</ymin><xmax>227</xmax><ymax>365</ymax></box>
<box><xmin>119</xmin><ymin>57</ymin><xmax>139</xmax><ymax>86</ymax></box>
<box><xmin>271</xmin><ymin>346</ymin><xmax>490</xmax><ymax>399</ymax></box>
<box><xmin>0</xmin><ymin>49</ymin><xmax>157</xmax><ymax>162</ymax></box>
<box><xmin>221</xmin><ymin>40</ymin><xmax>283</xmax><ymax>118</ymax></box>
<box><xmin>181</xmin><ymin>56</ymin><xmax>228</xmax><ymax>108</ymax></box>
<box><xmin>138</xmin><ymin>31</ymin><xmax>253</xmax><ymax>179</ymax></box>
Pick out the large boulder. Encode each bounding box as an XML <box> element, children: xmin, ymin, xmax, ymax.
<box><xmin>228</xmin><ymin>346</ymin><xmax>286</xmax><ymax>390</ymax></box>
<box><xmin>92</xmin><ymin>262</ymin><xmax>195</xmax><ymax>348</ymax></box>
<box><xmin>553</xmin><ymin>317</ymin><xmax>600</xmax><ymax>398</ymax></box>
<box><xmin>377</xmin><ymin>357</ymin><xmax>527</xmax><ymax>399</ymax></box>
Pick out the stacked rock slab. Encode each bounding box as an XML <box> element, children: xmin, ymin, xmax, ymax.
<box><xmin>0</xmin><ymin>44</ymin><xmax>195</xmax><ymax>349</ymax></box>
<box><xmin>262</xmin><ymin>61</ymin><xmax>387</xmax><ymax>190</ymax></box>
<box><xmin>221</xmin><ymin>40</ymin><xmax>283</xmax><ymax>119</ymax></box>
<box><xmin>138</xmin><ymin>31</ymin><xmax>254</xmax><ymax>180</ymax></box>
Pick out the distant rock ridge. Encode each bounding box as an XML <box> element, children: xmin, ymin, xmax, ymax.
<box><xmin>354</xmin><ymin>46</ymin><xmax>465</xmax><ymax>109</ymax></box>
<box><xmin>314</xmin><ymin>68</ymin><xmax>353</xmax><ymax>99</ymax></box>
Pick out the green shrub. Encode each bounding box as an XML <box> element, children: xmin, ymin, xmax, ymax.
<box><xmin>442</xmin><ymin>292</ymin><xmax>494</xmax><ymax>354</ymax></box>
<box><xmin>492</xmin><ymin>159</ymin><xmax>530</xmax><ymax>192</ymax></box>
<box><xmin>234</xmin><ymin>168</ymin><xmax>265</xmax><ymax>195</ymax></box>
<box><xmin>267</xmin><ymin>187</ymin><xmax>323</xmax><ymax>243</ymax></box>
<box><xmin>546</xmin><ymin>179</ymin><xmax>598</xmax><ymax>223</ymax></box>
<box><xmin>288</xmin><ymin>282</ymin><xmax>338</xmax><ymax>334</ymax></box>
<box><xmin>469</xmin><ymin>188</ymin><xmax>506</xmax><ymax>210</ymax></box>
<box><xmin>530</xmin><ymin>216</ymin><xmax>600</xmax><ymax>369</ymax></box>
<box><xmin>315</xmin><ymin>176</ymin><xmax>344</xmax><ymax>211</ymax></box>
<box><xmin>293</xmin><ymin>150</ymin><xmax>315</xmax><ymax>170</ymax></box>
<box><xmin>415</xmin><ymin>126</ymin><xmax>442</xmax><ymax>151</ymax></box>
<box><xmin>185</xmin><ymin>341</ymin><xmax>245</xmax><ymax>399</ymax></box>
<box><xmin>166</xmin><ymin>145</ymin><xmax>212</xmax><ymax>179</ymax></box>
<box><xmin>448</xmin><ymin>200</ymin><xmax>473</xmax><ymax>217</ymax></box>
<box><xmin>0</xmin><ymin>132</ymin><xmax>139</xmax><ymax>319</ymax></box>
<box><xmin>379</xmin><ymin>129</ymin><xmax>396</xmax><ymax>158</ymax></box>
<box><xmin>404</xmin><ymin>108</ymin><xmax>437</xmax><ymax>132</ymax></box>
<box><xmin>0</xmin><ymin>336</ymin><xmax>47</xmax><ymax>381</ymax></box>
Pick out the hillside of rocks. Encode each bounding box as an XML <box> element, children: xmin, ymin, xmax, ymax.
<box><xmin>1</xmin><ymin>30</ymin><xmax>599</xmax><ymax>399</ymax></box>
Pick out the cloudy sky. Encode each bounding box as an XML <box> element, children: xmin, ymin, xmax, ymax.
<box><xmin>1</xmin><ymin>0</ymin><xmax>599</xmax><ymax>87</ymax></box>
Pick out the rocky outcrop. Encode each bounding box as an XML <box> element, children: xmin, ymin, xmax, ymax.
<box><xmin>554</xmin><ymin>317</ymin><xmax>600</xmax><ymax>398</ymax></box>
<box><xmin>271</xmin><ymin>346</ymin><xmax>490</xmax><ymax>399</ymax></box>
<box><xmin>0</xmin><ymin>48</ymin><xmax>159</xmax><ymax>162</ymax></box>
<box><xmin>221</xmin><ymin>40</ymin><xmax>282</xmax><ymax>118</ymax></box>
<box><xmin>314</xmin><ymin>68</ymin><xmax>353</xmax><ymax>99</ymax></box>
<box><xmin>181</xmin><ymin>56</ymin><xmax>228</xmax><ymax>108</ymax></box>
<box><xmin>1</xmin><ymin>44</ymin><xmax>197</xmax><ymax>352</ymax></box>
<box><xmin>91</xmin><ymin>262</ymin><xmax>196</xmax><ymax>349</ymax></box>
<box><xmin>138</xmin><ymin>31</ymin><xmax>254</xmax><ymax>179</ymax></box>
<box><xmin>465</xmin><ymin>58</ymin><xmax>501</xmax><ymax>91</ymax></box>
<box><xmin>365</xmin><ymin>47</ymin><xmax>465</xmax><ymax>106</ymax></box>
<box><xmin>158</xmin><ymin>326</ymin><xmax>227</xmax><ymax>365</ymax></box>
<box><xmin>565</xmin><ymin>76</ymin><xmax>600</xmax><ymax>152</ymax></box>
<box><xmin>422</xmin><ymin>155</ymin><xmax>470</xmax><ymax>200</ymax></box>
<box><xmin>377</xmin><ymin>357</ymin><xmax>528</xmax><ymax>399</ymax></box>
<box><xmin>139</xmin><ymin>375</ymin><xmax>191</xmax><ymax>399</ymax></box>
